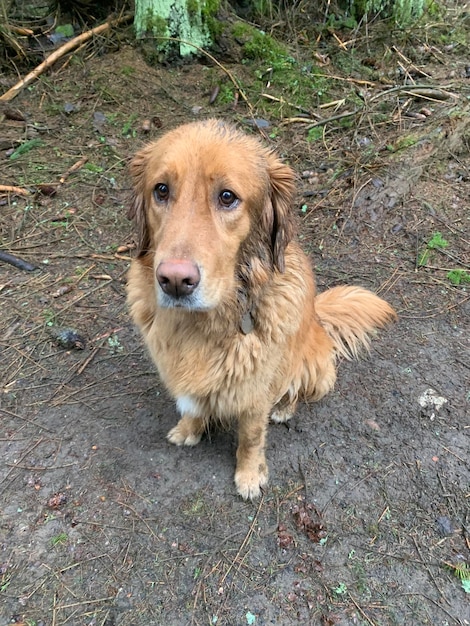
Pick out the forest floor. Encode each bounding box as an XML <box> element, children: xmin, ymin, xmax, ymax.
<box><xmin>0</xmin><ymin>6</ymin><xmax>469</xmax><ymax>626</ymax></box>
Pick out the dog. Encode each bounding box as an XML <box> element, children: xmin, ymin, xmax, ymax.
<box><xmin>126</xmin><ymin>119</ymin><xmax>396</xmax><ymax>500</ymax></box>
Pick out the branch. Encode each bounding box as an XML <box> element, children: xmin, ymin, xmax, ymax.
<box><xmin>0</xmin><ymin>13</ymin><xmax>133</xmax><ymax>103</ymax></box>
<box><xmin>0</xmin><ymin>184</ymin><xmax>30</xmax><ymax>196</ymax></box>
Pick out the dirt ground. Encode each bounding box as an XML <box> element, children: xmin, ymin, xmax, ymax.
<box><xmin>1</xmin><ymin>11</ymin><xmax>469</xmax><ymax>626</ymax></box>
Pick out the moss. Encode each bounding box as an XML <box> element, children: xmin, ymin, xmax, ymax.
<box><xmin>143</xmin><ymin>10</ymin><xmax>168</xmax><ymax>39</ymax></box>
<box><xmin>229</xmin><ymin>22</ymin><xmax>332</xmax><ymax>115</ymax></box>
<box><xmin>186</xmin><ymin>0</ymin><xmax>199</xmax><ymax>15</ymax></box>
<box><xmin>186</xmin><ymin>0</ymin><xmax>220</xmax><ymax>21</ymax></box>
<box><xmin>201</xmin><ymin>0</ymin><xmax>220</xmax><ymax>19</ymax></box>
<box><xmin>231</xmin><ymin>22</ymin><xmax>288</xmax><ymax>64</ymax></box>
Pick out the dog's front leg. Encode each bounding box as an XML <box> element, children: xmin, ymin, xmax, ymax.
<box><xmin>167</xmin><ymin>415</ymin><xmax>205</xmax><ymax>446</ymax></box>
<box><xmin>234</xmin><ymin>412</ymin><xmax>269</xmax><ymax>500</ymax></box>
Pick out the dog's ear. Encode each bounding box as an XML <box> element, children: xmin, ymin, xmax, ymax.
<box><xmin>262</xmin><ymin>152</ymin><xmax>296</xmax><ymax>272</ymax></box>
<box><xmin>127</xmin><ymin>145</ymin><xmax>153</xmax><ymax>257</ymax></box>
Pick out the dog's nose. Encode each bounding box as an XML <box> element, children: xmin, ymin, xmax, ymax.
<box><xmin>156</xmin><ymin>260</ymin><xmax>200</xmax><ymax>298</ymax></box>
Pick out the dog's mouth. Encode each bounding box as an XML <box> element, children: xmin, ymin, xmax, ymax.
<box><xmin>157</xmin><ymin>289</ymin><xmax>212</xmax><ymax>312</ymax></box>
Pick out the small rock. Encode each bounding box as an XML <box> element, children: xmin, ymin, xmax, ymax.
<box><xmin>49</xmin><ymin>327</ymin><xmax>86</xmax><ymax>350</ymax></box>
<box><xmin>244</xmin><ymin>118</ymin><xmax>271</xmax><ymax>129</ymax></box>
<box><xmin>436</xmin><ymin>516</ymin><xmax>455</xmax><ymax>536</ymax></box>
<box><xmin>418</xmin><ymin>388</ymin><xmax>448</xmax><ymax>420</ymax></box>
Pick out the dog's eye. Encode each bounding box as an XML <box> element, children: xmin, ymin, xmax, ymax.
<box><xmin>154</xmin><ymin>183</ymin><xmax>169</xmax><ymax>202</ymax></box>
<box><xmin>219</xmin><ymin>189</ymin><xmax>239</xmax><ymax>210</ymax></box>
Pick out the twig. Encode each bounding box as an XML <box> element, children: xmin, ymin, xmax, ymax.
<box><xmin>306</xmin><ymin>109</ymin><xmax>359</xmax><ymax>130</ymax></box>
<box><xmin>75</xmin><ymin>346</ymin><xmax>100</xmax><ymax>376</ymax></box>
<box><xmin>59</xmin><ymin>156</ymin><xmax>89</xmax><ymax>185</ymax></box>
<box><xmin>411</xmin><ymin>535</ymin><xmax>450</xmax><ymax>606</ymax></box>
<box><xmin>191</xmin><ymin>530</ymin><xmax>244</xmax><ymax>623</ymax></box>
<box><xmin>0</xmin><ymin>184</ymin><xmax>30</xmax><ymax>196</ymax></box>
<box><xmin>0</xmin><ymin>13</ymin><xmax>133</xmax><ymax>102</ymax></box>
<box><xmin>348</xmin><ymin>594</ymin><xmax>378</xmax><ymax>626</ymax></box>
<box><xmin>440</xmin><ymin>445</ymin><xmax>468</xmax><ymax>465</ymax></box>
<box><xmin>219</xmin><ymin>495</ymin><xmax>264</xmax><ymax>587</ymax></box>
<box><xmin>52</xmin><ymin>596</ymin><xmax>116</xmax><ymax>610</ymax></box>
<box><xmin>303</xmin><ymin>81</ymin><xmax>458</xmax><ymax>132</ymax></box>
<box><xmin>0</xmin><ymin>407</ymin><xmax>55</xmax><ymax>433</ymax></box>
<box><xmin>392</xmin><ymin>46</ymin><xmax>431</xmax><ymax>79</ymax></box>
<box><xmin>0</xmin><ymin>250</ymin><xmax>36</xmax><ymax>271</ymax></box>
<box><xmin>281</xmin><ymin>116</ymin><xmax>320</xmax><ymax>125</ymax></box>
<box><xmin>0</xmin><ymin>437</ymin><xmax>44</xmax><ymax>493</ymax></box>
<box><xmin>260</xmin><ymin>92</ymin><xmax>319</xmax><ymax>117</ymax></box>
<box><xmin>369</xmin><ymin>83</ymin><xmax>457</xmax><ymax>102</ymax></box>
<box><xmin>400</xmin><ymin>592</ymin><xmax>460</xmax><ymax>625</ymax></box>
<box><xmin>115</xmin><ymin>500</ymin><xmax>161</xmax><ymax>542</ymax></box>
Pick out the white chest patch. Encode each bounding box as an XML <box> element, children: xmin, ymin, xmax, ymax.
<box><xmin>176</xmin><ymin>395</ymin><xmax>201</xmax><ymax>417</ymax></box>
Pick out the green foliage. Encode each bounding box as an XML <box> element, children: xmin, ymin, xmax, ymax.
<box><xmin>445</xmin><ymin>561</ymin><xmax>470</xmax><ymax>593</ymax></box>
<box><xmin>426</xmin><ymin>232</ymin><xmax>449</xmax><ymax>250</ymax></box>
<box><xmin>122</xmin><ymin>113</ymin><xmax>139</xmax><ymax>137</ymax></box>
<box><xmin>232</xmin><ymin>23</ymin><xmax>288</xmax><ymax>64</ymax></box>
<box><xmin>217</xmin><ymin>83</ymin><xmax>236</xmax><ymax>104</ymax></box>
<box><xmin>326</xmin><ymin>13</ymin><xmax>358</xmax><ymax>29</ymax></box>
<box><xmin>201</xmin><ymin>0</ymin><xmax>220</xmax><ymax>18</ymax></box>
<box><xmin>50</xmin><ymin>532</ymin><xmax>68</xmax><ymax>547</ymax></box>
<box><xmin>121</xmin><ymin>65</ymin><xmax>135</xmax><ymax>76</ymax></box>
<box><xmin>386</xmin><ymin>134</ymin><xmax>418</xmax><ymax>152</ymax></box>
<box><xmin>307</xmin><ymin>127</ymin><xmax>324</xmax><ymax>142</ymax></box>
<box><xmin>84</xmin><ymin>162</ymin><xmax>104</xmax><ymax>173</ymax></box>
<box><xmin>231</xmin><ymin>22</ymin><xmax>330</xmax><ymax>113</ymax></box>
<box><xmin>348</xmin><ymin>0</ymin><xmax>430</xmax><ymax>25</ymax></box>
<box><xmin>447</xmin><ymin>269</ymin><xmax>470</xmax><ymax>286</ymax></box>
<box><xmin>333</xmin><ymin>582</ymin><xmax>348</xmax><ymax>595</ymax></box>
<box><xmin>418</xmin><ymin>232</ymin><xmax>449</xmax><ymax>267</ymax></box>
<box><xmin>9</xmin><ymin>139</ymin><xmax>43</xmax><ymax>160</ymax></box>
<box><xmin>55</xmin><ymin>23</ymin><xmax>74</xmax><ymax>37</ymax></box>
<box><xmin>187</xmin><ymin>0</ymin><xmax>199</xmax><ymax>14</ymax></box>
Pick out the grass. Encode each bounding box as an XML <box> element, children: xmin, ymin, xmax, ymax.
<box><xmin>50</xmin><ymin>532</ymin><xmax>68</xmax><ymax>547</ymax></box>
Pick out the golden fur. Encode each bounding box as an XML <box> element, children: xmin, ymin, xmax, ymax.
<box><xmin>126</xmin><ymin>119</ymin><xmax>396</xmax><ymax>499</ymax></box>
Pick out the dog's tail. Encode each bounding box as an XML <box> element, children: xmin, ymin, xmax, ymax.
<box><xmin>314</xmin><ymin>286</ymin><xmax>396</xmax><ymax>359</ymax></box>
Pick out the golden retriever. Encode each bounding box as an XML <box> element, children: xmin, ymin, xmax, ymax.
<box><xmin>126</xmin><ymin>119</ymin><xmax>396</xmax><ymax>499</ymax></box>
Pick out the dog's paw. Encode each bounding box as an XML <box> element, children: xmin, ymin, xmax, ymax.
<box><xmin>270</xmin><ymin>407</ymin><xmax>294</xmax><ymax>423</ymax></box>
<box><xmin>167</xmin><ymin>417</ymin><xmax>204</xmax><ymax>446</ymax></box>
<box><xmin>234</xmin><ymin>464</ymin><xmax>269</xmax><ymax>500</ymax></box>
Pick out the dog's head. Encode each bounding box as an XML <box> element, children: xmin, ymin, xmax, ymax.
<box><xmin>128</xmin><ymin>119</ymin><xmax>296</xmax><ymax>311</ymax></box>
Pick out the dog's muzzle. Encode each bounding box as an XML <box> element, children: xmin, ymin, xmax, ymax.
<box><xmin>156</xmin><ymin>259</ymin><xmax>207</xmax><ymax>309</ymax></box>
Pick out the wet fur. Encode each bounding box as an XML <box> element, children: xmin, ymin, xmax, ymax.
<box><xmin>126</xmin><ymin>119</ymin><xmax>396</xmax><ymax>499</ymax></box>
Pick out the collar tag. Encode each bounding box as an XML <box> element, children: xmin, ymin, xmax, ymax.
<box><xmin>240</xmin><ymin>310</ymin><xmax>254</xmax><ymax>335</ymax></box>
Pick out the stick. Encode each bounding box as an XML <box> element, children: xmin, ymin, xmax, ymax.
<box><xmin>0</xmin><ymin>13</ymin><xmax>133</xmax><ymax>102</ymax></box>
<box><xmin>58</xmin><ymin>156</ymin><xmax>88</xmax><ymax>184</ymax></box>
<box><xmin>0</xmin><ymin>250</ymin><xmax>36</xmax><ymax>271</ymax></box>
<box><xmin>0</xmin><ymin>184</ymin><xmax>30</xmax><ymax>196</ymax></box>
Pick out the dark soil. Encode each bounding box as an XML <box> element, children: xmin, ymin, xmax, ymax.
<box><xmin>1</xmin><ymin>12</ymin><xmax>469</xmax><ymax>626</ymax></box>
